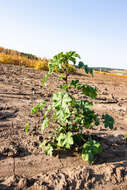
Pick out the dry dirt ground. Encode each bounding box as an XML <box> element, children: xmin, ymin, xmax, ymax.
<box><xmin>0</xmin><ymin>63</ymin><xmax>127</xmax><ymax>190</ymax></box>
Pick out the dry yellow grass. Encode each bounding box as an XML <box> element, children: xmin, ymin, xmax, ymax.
<box><xmin>0</xmin><ymin>52</ymin><xmax>49</xmax><ymax>70</ymax></box>
<box><xmin>0</xmin><ymin>52</ymin><xmax>76</xmax><ymax>73</ymax></box>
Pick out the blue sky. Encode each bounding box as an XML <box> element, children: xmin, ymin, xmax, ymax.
<box><xmin>0</xmin><ymin>0</ymin><xmax>127</xmax><ymax>69</ymax></box>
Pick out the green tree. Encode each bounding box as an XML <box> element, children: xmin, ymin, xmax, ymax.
<box><xmin>26</xmin><ymin>51</ymin><xmax>114</xmax><ymax>165</ymax></box>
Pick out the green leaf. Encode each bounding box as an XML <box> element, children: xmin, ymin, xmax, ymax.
<box><xmin>77</xmin><ymin>62</ymin><xmax>93</xmax><ymax>76</ymax></box>
<box><xmin>84</xmin><ymin>65</ymin><xmax>90</xmax><ymax>74</ymax></box>
<box><xmin>71</xmin><ymin>80</ymin><xmax>97</xmax><ymax>99</ymax></box>
<box><xmin>44</xmin><ymin>105</ymin><xmax>52</xmax><ymax>118</ymax></box>
<box><xmin>73</xmin><ymin>99</ymin><xmax>99</xmax><ymax>129</ymax></box>
<box><xmin>82</xmin><ymin>150</ymin><xmax>94</xmax><ymax>165</ymax></box>
<box><xmin>32</xmin><ymin>106</ymin><xmax>38</xmax><ymax>114</ymax></box>
<box><xmin>41</xmin><ymin>118</ymin><xmax>49</xmax><ymax>133</ymax></box>
<box><xmin>69</xmin><ymin>57</ymin><xmax>76</xmax><ymax>64</ymax></box>
<box><xmin>48</xmin><ymin>51</ymin><xmax>80</xmax><ymax>73</ymax></box>
<box><xmin>80</xmin><ymin>100</ymin><xmax>93</xmax><ymax>109</ymax></box>
<box><xmin>58</xmin><ymin>74</ymin><xmax>66</xmax><ymax>80</ymax></box>
<box><xmin>42</xmin><ymin>72</ymin><xmax>49</xmax><ymax>85</ymax></box>
<box><xmin>39</xmin><ymin>140</ymin><xmax>47</xmax><ymax>147</ymax></box>
<box><xmin>70</xmin><ymin>79</ymin><xmax>79</xmax><ymax>88</ymax></box>
<box><xmin>66</xmin><ymin>51</ymin><xmax>80</xmax><ymax>60</ymax></box>
<box><xmin>82</xmin><ymin>139</ymin><xmax>102</xmax><ymax>165</ymax></box>
<box><xmin>45</xmin><ymin>144</ymin><xmax>53</xmax><ymax>156</ymax></box>
<box><xmin>95</xmin><ymin>116</ymin><xmax>100</xmax><ymax>126</ymax></box>
<box><xmin>73</xmin><ymin>134</ymin><xmax>83</xmax><ymax>145</ymax></box>
<box><xmin>78</xmin><ymin>61</ymin><xmax>84</xmax><ymax>69</ymax></box>
<box><xmin>39</xmin><ymin>101</ymin><xmax>46</xmax><ymax>110</ymax></box>
<box><xmin>60</xmin><ymin>84</ymin><xmax>71</xmax><ymax>90</ymax></box>
<box><xmin>73</xmin><ymin>52</ymin><xmax>81</xmax><ymax>59</ymax></box>
<box><xmin>84</xmin><ymin>65</ymin><xmax>93</xmax><ymax>76</ymax></box>
<box><xmin>48</xmin><ymin>61</ymin><xmax>54</xmax><ymax>74</ymax></box>
<box><xmin>52</xmin><ymin>92</ymin><xmax>72</xmax><ymax>126</ymax></box>
<box><xmin>102</xmin><ymin>114</ymin><xmax>114</xmax><ymax>129</ymax></box>
<box><xmin>57</xmin><ymin>127</ymin><xmax>64</xmax><ymax>134</ymax></box>
<box><xmin>57</xmin><ymin>132</ymin><xmax>74</xmax><ymax>149</ymax></box>
<box><xmin>25</xmin><ymin>123</ymin><xmax>29</xmax><ymax>135</ymax></box>
<box><xmin>32</xmin><ymin>101</ymin><xmax>46</xmax><ymax>114</ymax></box>
<box><xmin>79</xmin><ymin>85</ymin><xmax>97</xmax><ymax>99</ymax></box>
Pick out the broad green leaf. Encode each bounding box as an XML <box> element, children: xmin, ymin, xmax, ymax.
<box><xmin>82</xmin><ymin>139</ymin><xmax>102</xmax><ymax>165</ymax></box>
<box><xmin>66</xmin><ymin>51</ymin><xmax>80</xmax><ymax>59</ymax></box>
<box><xmin>73</xmin><ymin>52</ymin><xmax>81</xmax><ymax>59</ymax></box>
<box><xmin>84</xmin><ymin>65</ymin><xmax>93</xmax><ymax>76</ymax></box>
<box><xmin>77</xmin><ymin>62</ymin><xmax>93</xmax><ymax>76</ymax></box>
<box><xmin>73</xmin><ymin>134</ymin><xmax>83</xmax><ymax>144</ymax></box>
<box><xmin>70</xmin><ymin>79</ymin><xmax>79</xmax><ymax>88</ymax></box>
<box><xmin>80</xmin><ymin>100</ymin><xmax>93</xmax><ymax>109</ymax></box>
<box><xmin>71</xmin><ymin>80</ymin><xmax>97</xmax><ymax>99</ymax></box>
<box><xmin>25</xmin><ymin>123</ymin><xmax>29</xmax><ymax>135</ymax></box>
<box><xmin>79</xmin><ymin>85</ymin><xmax>97</xmax><ymax>99</ymax></box>
<box><xmin>52</xmin><ymin>92</ymin><xmax>72</xmax><ymax>126</ymax></box>
<box><xmin>73</xmin><ymin>99</ymin><xmax>99</xmax><ymax>129</ymax></box>
<box><xmin>57</xmin><ymin>132</ymin><xmax>73</xmax><ymax>149</ymax></box>
<box><xmin>69</xmin><ymin>57</ymin><xmax>76</xmax><ymax>64</ymax></box>
<box><xmin>78</xmin><ymin>61</ymin><xmax>84</xmax><ymax>69</ymax></box>
<box><xmin>82</xmin><ymin>150</ymin><xmax>94</xmax><ymax>165</ymax></box>
<box><xmin>84</xmin><ymin>65</ymin><xmax>90</xmax><ymax>74</ymax></box>
<box><xmin>102</xmin><ymin>114</ymin><xmax>114</xmax><ymax>129</ymax></box>
<box><xmin>49</xmin><ymin>51</ymin><xmax>80</xmax><ymax>73</ymax></box>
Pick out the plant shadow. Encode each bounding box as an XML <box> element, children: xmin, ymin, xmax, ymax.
<box><xmin>0</xmin><ymin>110</ymin><xmax>17</xmax><ymax>122</ymax></box>
<box><xmin>91</xmin><ymin>133</ymin><xmax>127</xmax><ymax>165</ymax></box>
<box><xmin>0</xmin><ymin>145</ymin><xmax>32</xmax><ymax>161</ymax></box>
<box><xmin>53</xmin><ymin>133</ymin><xmax>127</xmax><ymax>165</ymax></box>
<box><xmin>53</xmin><ymin>148</ymin><xmax>76</xmax><ymax>159</ymax></box>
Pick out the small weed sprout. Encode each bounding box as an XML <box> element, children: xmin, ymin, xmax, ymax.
<box><xmin>26</xmin><ymin>51</ymin><xmax>114</xmax><ymax>165</ymax></box>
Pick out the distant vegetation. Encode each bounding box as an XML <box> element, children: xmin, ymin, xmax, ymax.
<box><xmin>0</xmin><ymin>46</ymin><xmax>75</xmax><ymax>73</ymax></box>
<box><xmin>90</xmin><ymin>67</ymin><xmax>126</xmax><ymax>72</ymax></box>
<box><xmin>1</xmin><ymin>46</ymin><xmax>126</xmax><ymax>76</ymax></box>
<box><xmin>0</xmin><ymin>46</ymin><xmax>39</xmax><ymax>60</ymax></box>
<box><xmin>0</xmin><ymin>46</ymin><xmax>49</xmax><ymax>70</ymax></box>
<box><xmin>90</xmin><ymin>67</ymin><xmax>127</xmax><ymax>77</ymax></box>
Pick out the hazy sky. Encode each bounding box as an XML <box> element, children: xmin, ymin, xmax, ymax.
<box><xmin>0</xmin><ymin>0</ymin><xmax>127</xmax><ymax>69</ymax></box>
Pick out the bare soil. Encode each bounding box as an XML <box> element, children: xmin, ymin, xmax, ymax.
<box><xmin>0</xmin><ymin>63</ymin><xmax>127</xmax><ymax>190</ymax></box>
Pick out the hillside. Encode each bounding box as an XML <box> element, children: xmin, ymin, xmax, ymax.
<box><xmin>0</xmin><ymin>46</ymin><xmax>39</xmax><ymax>60</ymax></box>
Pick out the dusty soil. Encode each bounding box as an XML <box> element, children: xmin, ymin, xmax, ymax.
<box><xmin>0</xmin><ymin>63</ymin><xmax>127</xmax><ymax>190</ymax></box>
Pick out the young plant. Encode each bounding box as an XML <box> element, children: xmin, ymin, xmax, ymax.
<box><xmin>26</xmin><ymin>51</ymin><xmax>114</xmax><ymax>165</ymax></box>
